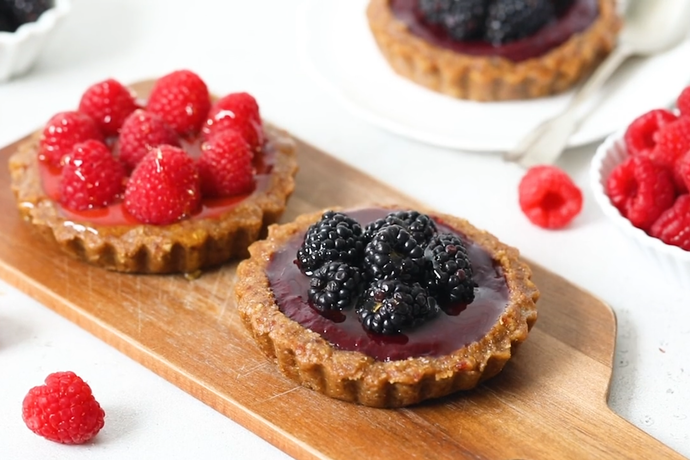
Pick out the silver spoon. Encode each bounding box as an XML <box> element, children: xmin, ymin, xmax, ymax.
<box><xmin>504</xmin><ymin>0</ymin><xmax>690</xmax><ymax>169</ymax></box>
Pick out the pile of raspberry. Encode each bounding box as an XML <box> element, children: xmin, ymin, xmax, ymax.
<box><xmin>23</xmin><ymin>371</ymin><xmax>105</xmax><ymax>444</ymax></box>
<box><xmin>296</xmin><ymin>210</ymin><xmax>477</xmax><ymax>335</ymax></box>
<box><xmin>39</xmin><ymin>70</ymin><xmax>264</xmax><ymax>225</ymax></box>
<box><xmin>605</xmin><ymin>85</ymin><xmax>690</xmax><ymax>251</ymax></box>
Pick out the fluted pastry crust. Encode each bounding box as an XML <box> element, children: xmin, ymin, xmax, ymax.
<box><xmin>8</xmin><ymin>124</ymin><xmax>298</xmax><ymax>274</ymax></box>
<box><xmin>235</xmin><ymin>207</ymin><xmax>539</xmax><ymax>408</ymax></box>
<box><xmin>366</xmin><ymin>0</ymin><xmax>620</xmax><ymax>101</ymax></box>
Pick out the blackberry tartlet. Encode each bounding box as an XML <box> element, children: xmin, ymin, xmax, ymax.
<box><xmin>367</xmin><ymin>0</ymin><xmax>620</xmax><ymax>101</ymax></box>
<box><xmin>235</xmin><ymin>207</ymin><xmax>539</xmax><ymax>407</ymax></box>
<box><xmin>8</xmin><ymin>71</ymin><xmax>298</xmax><ymax>273</ymax></box>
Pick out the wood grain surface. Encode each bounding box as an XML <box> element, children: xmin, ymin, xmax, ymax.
<box><xmin>0</xmin><ymin>88</ymin><xmax>684</xmax><ymax>459</ymax></box>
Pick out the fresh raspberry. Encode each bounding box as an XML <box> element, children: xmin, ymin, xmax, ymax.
<box><xmin>38</xmin><ymin>111</ymin><xmax>103</xmax><ymax>167</ymax></box>
<box><xmin>674</xmin><ymin>150</ymin><xmax>690</xmax><ymax>193</ymax></box>
<box><xmin>118</xmin><ymin>109</ymin><xmax>180</xmax><ymax>171</ymax></box>
<box><xmin>124</xmin><ymin>145</ymin><xmax>201</xmax><ymax>225</ymax></box>
<box><xmin>518</xmin><ymin>165</ymin><xmax>583</xmax><ymax>229</ymax></box>
<box><xmin>60</xmin><ymin>140</ymin><xmax>126</xmax><ymax>211</ymax></box>
<box><xmin>201</xmin><ymin>92</ymin><xmax>264</xmax><ymax>152</ymax></box>
<box><xmin>606</xmin><ymin>155</ymin><xmax>676</xmax><ymax>231</ymax></box>
<box><xmin>22</xmin><ymin>371</ymin><xmax>105</xmax><ymax>445</ymax></box>
<box><xmin>78</xmin><ymin>79</ymin><xmax>138</xmax><ymax>136</ymax></box>
<box><xmin>649</xmin><ymin>117</ymin><xmax>690</xmax><ymax>169</ymax></box>
<box><xmin>678</xmin><ymin>86</ymin><xmax>690</xmax><ymax>117</ymax></box>
<box><xmin>623</xmin><ymin>109</ymin><xmax>678</xmax><ymax>156</ymax></box>
<box><xmin>650</xmin><ymin>194</ymin><xmax>690</xmax><ymax>250</ymax></box>
<box><xmin>147</xmin><ymin>70</ymin><xmax>211</xmax><ymax>137</ymax></box>
<box><xmin>197</xmin><ymin>129</ymin><xmax>254</xmax><ymax>197</ymax></box>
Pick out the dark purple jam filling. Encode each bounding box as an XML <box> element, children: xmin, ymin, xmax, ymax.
<box><xmin>266</xmin><ymin>208</ymin><xmax>509</xmax><ymax>362</ymax></box>
<box><xmin>390</xmin><ymin>0</ymin><xmax>599</xmax><ymax>62</ymax></box>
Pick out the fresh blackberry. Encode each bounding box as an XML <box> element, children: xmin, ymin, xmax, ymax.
<box><xmin>0</xmin><ymin>0</ymin><xmax>53</xmax><ymax>32</ymax></box>
<box><xmin>357</xmin><ymin>280</ymin><xmax>438</xmax><ymax>335</ymax></box>
<box><xmin>364</xmin><ymin>224</ymin><xmax>426</xmax><ymax>282</ymax></box>
<box><xmin>308</xmin><ymin>262</ymin><xmax>363</xmax><ymax>312</ymax></box>
<box><xmin>297</xmin><ymin>211</ymin><xmax>365</xmax><ymax>275</ymax></box>
<box><xmin>364</xmin><ymin>210</ymin><xmax>437</xmax><ymax>245</ymax></box>
<box><xmin>425</xmin><ymin>233</ymin><xmax>476</xmax><ymax>304</ymax></box>
<box><xmin>0</xmin><ymin>12</ymin><xmax>14</xmax><ymax>32</ymax></box>
<box><xmin>418</xmin><ymin>0</ymin><xmax>487</xmax><ymax>41</ymax></box>
<box><xmin>485</xmin><ymin>0</ymin><xmax>555</xmax><ymax>45</ymax></box>
<box><xmin>553</xmin><ymin>0</ymin><xmax>575</xmax><ymax>15</ymax></box>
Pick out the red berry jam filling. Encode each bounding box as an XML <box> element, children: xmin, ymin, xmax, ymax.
<box><xmin>30</xmin><ymin>71</ymin><xmax>272</xmax><ymax>227</ymax></box>
<box><xmin>267</xmin><ymin>208</ymin><xmax>509</xmax><ymax>361</ymax></box>
<box><xmin>391</xmin><ymin>0</ymin><xmax>599</xmax><ymax>62</ymax></box>
<box><xmin>36</xmin><ymin>137</ymin><xmax>277</xmax><ymax>226</ymax></box>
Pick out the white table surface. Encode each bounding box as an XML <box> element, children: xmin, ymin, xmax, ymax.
<box><xmin>0</xmin><ymin>1</ymin><xmax>688</xmax><ymax>459</ymax></box>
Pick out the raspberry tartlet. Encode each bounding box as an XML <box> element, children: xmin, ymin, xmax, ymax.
<box><xmin>367</xmin><ymin>0</ymin><xmax>620</xmax><ymax>101</ymax></box>
<box><xmin>8</xmin><ymin>71</ymin><xmax>298</xmax><ymax>273</ymax></box>
<box><xmin>235</xmin><ymin>207</ymin><xmax>539</xmax><ymax>408</ymax></box>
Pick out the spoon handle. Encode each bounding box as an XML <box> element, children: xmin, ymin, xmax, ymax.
<box><xmin>505</xmin><ymin>44</ymin><xmax>633</xmax><ymax>168</ymax></box>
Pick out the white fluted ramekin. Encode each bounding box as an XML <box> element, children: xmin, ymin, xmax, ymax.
<box><xmin>0</xmin><ymin>0</ymin><xmax>71</xmax><ymax>82</ymax></box>
<box><xmin>590</xmin><ymin>128</ymin><xmax>690</xmax><ymax>290</ymax></box>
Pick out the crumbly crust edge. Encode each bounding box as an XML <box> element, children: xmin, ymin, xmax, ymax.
<box><xmin>234</xmin><ymin>207</ymin><xmax>539</xmax><ymax>408</ymax></box>
<box><xmin>366</xmin><ymin>0</ymin><xmax>621</xmax><ymax>101</ymax></box>
<box><xmin>8</xmin><ymin>124</ymin><xmax>298</xmax><ymax>274</ymax></box>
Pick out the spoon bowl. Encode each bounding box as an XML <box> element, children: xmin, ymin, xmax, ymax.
<box><xmin>621</xmin><ymin>0</ymin><xmax>690</xmax><ymax>53</ymax></box>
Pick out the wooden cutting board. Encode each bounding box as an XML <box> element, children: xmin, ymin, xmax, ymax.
<box><xmin>0</xmin><ymin>89</ymin><xmax>683</xmax><ymax>460</ymax></box>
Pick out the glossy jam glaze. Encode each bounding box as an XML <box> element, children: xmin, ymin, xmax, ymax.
<box><xmin>267</xmin><ymin>208</ymin><xmax>509</xmax><ymax>361</ymax></box>
<box><xmin>390</xmin><ymin>0</ymin><xmax>599</xmax><ymax>62</ymax></box>
<box><xmin>37</xmin><ymin>136</ymin><xmax>276</xmax><ymax>226</ymax></box>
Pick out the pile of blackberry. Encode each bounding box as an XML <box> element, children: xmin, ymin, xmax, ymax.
<box><xmin>417</xmin><ymin>0</ymin><xmax>572</xmax><ymax>45</ymax></box>
<box><xmin>297</xmin><ymin>210</ymin><xmax>476</xmax><ymax>335</ymax></box>
<box><xmin>0</xmin><ymin>0</ymin><xmax>53</xmax><ymax>33</ymax></box>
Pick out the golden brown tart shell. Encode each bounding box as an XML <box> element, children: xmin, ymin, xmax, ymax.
<box><xmin>235</xmin><ymin>207</ymin><xmax>539</xmax><ymax>408</ymax></box>
<box><xmin>366</xmin><ymin>0</ymin><xmax>621</xmax><ymax>101</ymax></box>
<box><xmin>8</xmin><ymin>125</ymin><xmax>298</xmax><ymax>274</ymax></box>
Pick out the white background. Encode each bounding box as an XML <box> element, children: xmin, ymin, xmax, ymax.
<box><xmin>0</xmin><ymin>1</ymin><xmax>688</xmax><ymax>459</ymax></box>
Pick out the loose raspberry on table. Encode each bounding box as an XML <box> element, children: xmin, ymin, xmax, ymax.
<box><xmin>678</xmin><ymin>86</ymin><xmax>690</xmax><ymax>118</ymax></box>
<box><xmin>202</xmin><ymin>92</ymin><xmax>264</xmax><ymax>153</ymax></box>
<box><xmin>650</xmin><ymin>194</ymin><xmax>690</xmax><ymax>251</ymax></box>
<box><xmin>147</xmin><ymin>70</ymin><xmax>211</xmax><ymax>137</ymax></box>
<box><xmin>78</xmin><ymin>79</ymin><xmax>138</xmax><ymax>136</ymax></box>
<box><xmin>39</xmin><ymin>111</ymin><xmax>103</xmax><ymax>167</ymax></box>
<box><xmin>623</xmin><ymin>109</ymin><xmax>678</xmax><ymax>156</ymax></box>
<box><xmin>649</xmin><ymin>117</ymin><xmax>690</xmax><ymax>169</ymax></box>
<box><xmin>518</xmin><ymin>165</ymin><xmax>583</xmax><ymax>229</ymax></box>
<box><xmin>606</xmin><ymin>155</ymin><xmax>676</xmax><ymax>231</ymax></box>
<box><xmin>118</xmin><ymin>109</ymin><xmax>180</xmax><ymax>171</ymax></box>
<box><xmin>674</xmin><ymin>151</ymin><xmax>690</xmax><ymax>193</ymax></box>
<box><xmin>60</xmin><ymin>140</ymin><xmax>126</xmax><ymax>211</ymax></box>
<box><xmin>197</xmin><ymin>129</ymin><xmax>254</xmax><ymax>198</ymax></box>
<box><xmin>22</xmin><ymin>371</ymin><xmax>105</xmax><ymax>445</ymax></box>
<box><xmin>124</xmin><ymin>145</ymin><xmax>201</xmax><ymax>225</ymax></box>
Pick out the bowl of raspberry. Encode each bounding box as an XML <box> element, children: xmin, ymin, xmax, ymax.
<box><xmin>590</xmin><ymin>85</ymin><xmax>690</xmax><ymax>289</ymax></box>
<box><xmin>0</xmin><ymin>0</ymin><xmax>71</xmax><ymax>82</ymax></box>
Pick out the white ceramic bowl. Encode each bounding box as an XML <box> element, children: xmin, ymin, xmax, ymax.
<box><xmin>590</xmin><ymin>128</ymin><xmax>690</xmax><ymax>290</ymax></box>
<box><xmin>0</xmin><ymin>0</ymin><xmax>71</xmax><ymax>82</ymax></box>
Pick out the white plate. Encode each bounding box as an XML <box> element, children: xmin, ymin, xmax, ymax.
<box><xmin>297</xmin><ymin>0</ymin><xmax>690</xmax><ymax>152</ymax></box>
